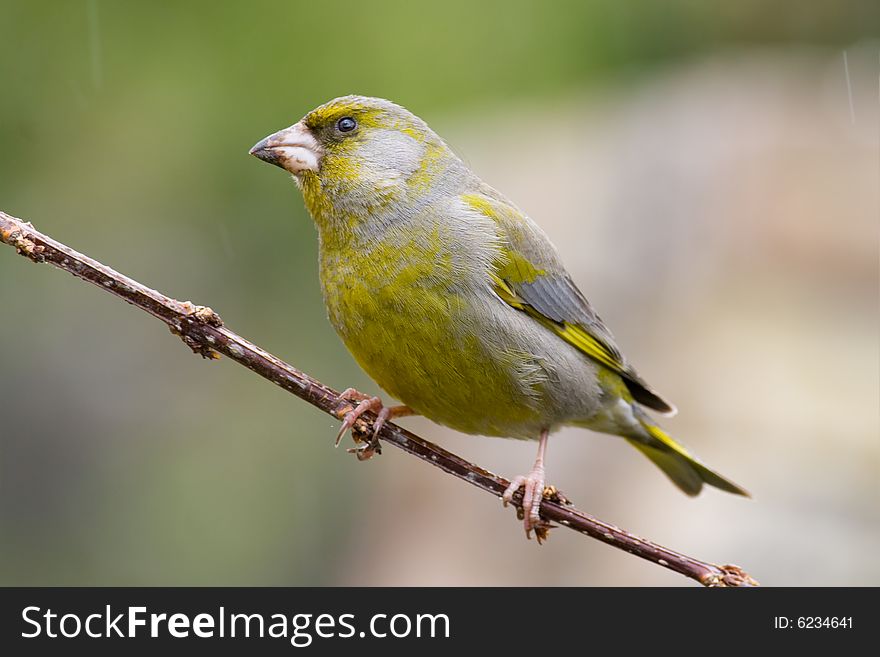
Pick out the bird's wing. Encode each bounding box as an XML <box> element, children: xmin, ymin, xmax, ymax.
<box><xmin>462</xmin><ymin>189</ymin><xmax>676</xmax><ymax>415</ymax></box>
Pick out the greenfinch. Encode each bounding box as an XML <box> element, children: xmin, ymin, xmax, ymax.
<box><xmin>250</xmin><ymin>95</ymin><xmax>748</xmax><ymax>539</ymax></box>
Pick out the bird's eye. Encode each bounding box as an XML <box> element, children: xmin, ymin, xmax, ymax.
<box><xmin>336</xmin><ymin>117</ymin><xmax>357</xmax><ymax>133</ymax></box>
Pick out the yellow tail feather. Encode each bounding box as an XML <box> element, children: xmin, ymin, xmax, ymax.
<box><xmin>633</xmin><ymin>412</ymin><xmax>750</xmax><ymax>497</ymax></box>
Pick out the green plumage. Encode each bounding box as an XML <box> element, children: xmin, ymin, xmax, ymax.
<box><xmin>251</xmin><ymin>95</ymin><xmax>748</xmax><ymax>498</ymax></box>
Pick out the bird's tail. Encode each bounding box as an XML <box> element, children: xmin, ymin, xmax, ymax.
<box><xmin>628</xmin><ymin>408</ymin><xmax>750</xmax><ymax>497</ymax></box>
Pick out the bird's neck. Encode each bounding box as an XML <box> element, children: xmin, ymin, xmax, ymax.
<box><xmin>298</xmin><ymin>148</ymin><xmax>469</xmax><ymax>252</ymax></box>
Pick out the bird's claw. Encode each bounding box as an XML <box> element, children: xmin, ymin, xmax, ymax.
<box><xmin>502</xmin><ymin>471</ymin><xmax>554</xmax><ymax>543</ymax></box>
<box><xmin>334</xmin><ymin>397</ymin><xmax>382</xmax><ymax>446</ymax></box>
<box><xmin>333</xmin><ymin>388</ymin><xmax>386</xmax><ymax>460</ymax></box>
<box><xmin>333</xmin><ymin>390</ymin><xmax>415</xmax><ymax>461</ymax></box>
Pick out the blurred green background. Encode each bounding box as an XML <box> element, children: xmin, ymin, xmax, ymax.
<box><xmin>1</xmin><ymin>1</ymin><xmax>877</xmax><ymax>585</ymax></box>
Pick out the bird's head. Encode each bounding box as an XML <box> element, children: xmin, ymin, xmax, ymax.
<box><xmin>250</xmin><ymin>96</ymin><xmax>463</xmax><ymax>227</ymax></box>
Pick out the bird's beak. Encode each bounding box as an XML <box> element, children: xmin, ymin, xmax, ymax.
<box><xmin>249</xmin><ymin>121</ymin><xmax>322</xmax><ymax>175</ymax></box>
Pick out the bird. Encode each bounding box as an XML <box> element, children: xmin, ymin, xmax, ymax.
<box><xmin>249</xmin><ymin>95</ymin><xmax>748</xmax><ymax>540</ymax></box>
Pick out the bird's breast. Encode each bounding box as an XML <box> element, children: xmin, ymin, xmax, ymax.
<box><xmin>317</xmin><ymin>225</ymin><xmax>547</xmax><ymax>437</ymax></box>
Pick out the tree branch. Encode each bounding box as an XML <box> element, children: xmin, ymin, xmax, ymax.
<box><xmin>0</xmin><ymin>209</ymin><xmax>758</xmax><ymax>587</ymax></box>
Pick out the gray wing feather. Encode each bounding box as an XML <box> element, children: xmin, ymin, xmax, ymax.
<box><xmin>472</xmin><ymin>184</ymin><xmax>675</xmax><ymax>415</ymax></box>
<box><xmin>518</xmin><ymin>274</ymin><xmax>624</xmax><ymax>363</ymax></box>
<box><xmin>516</xmin><ymin>274</ymin><xmax>675</xmax><ymax>414</ymax></box>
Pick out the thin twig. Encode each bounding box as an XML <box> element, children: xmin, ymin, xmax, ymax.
<box><xmin>0</xmin><ymin>209</ymin><xmax>758</xmax><ymax>587</ymax></box>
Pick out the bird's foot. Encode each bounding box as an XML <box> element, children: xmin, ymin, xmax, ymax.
<box><xmin>502</xmin><ymin>467</ymin><xmax>554</xmax><ymax>544</ymax></box>
<box><xmin>334</xmin><ymin>388</ymin><xmax>383</xmax><ymax>460</ymax></box>
<box><xmin>334</xmin><ymin>389</ymin><xmax>414</xmax><ymax>461</ymax></box>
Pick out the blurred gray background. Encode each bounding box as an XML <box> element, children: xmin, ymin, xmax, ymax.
<box><xmin>1</xmin><ymin>1</ymin><xmax>877</xmax><ymax>585</ymax></box>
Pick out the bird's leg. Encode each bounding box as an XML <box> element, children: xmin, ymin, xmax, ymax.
<box><xmin>502</xmin><ymin>428</ymin><xmax>553</xmax><ymax>542</ymax></box>
<box><xmin>334</xmin><ymin>388</ymin><xmax>415</xmax><ymax>460</ymax></box>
